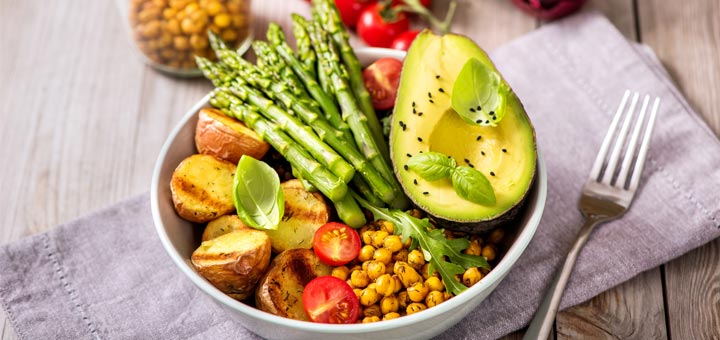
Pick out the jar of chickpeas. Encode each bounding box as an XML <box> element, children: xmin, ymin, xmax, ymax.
<box><xmin>125</xmin><ymin>0</ymin><xmax>252</xmax><ymax>76</ymax></box>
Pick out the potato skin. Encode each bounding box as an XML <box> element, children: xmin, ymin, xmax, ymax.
<box><xmin>170</xmin><ymin>154</ymin><xmax>236</xmax><ymax>223</ymax></box>
<box><xmin>255</xmin><ymin>249</ymin><xmax>332</xmax><ymax>321</ymax></box>
<box><xmin>192</xmin><ymin>229</ymin><xmax>272</xmax><ymax>301</ymax></box>
<box><xmin>195</xmin><ymin>108</ymin><xmax>270</xmax><ymax>164</ymax></box>
<box><xmin>265</xmin><ymin>180</ymin><xmax>331</xmax><ymax>253</ymax></box>
<box><xmin>202</xmin><ymin>215</ymin><xmax>249</xmax><ymax>242</ymax></box>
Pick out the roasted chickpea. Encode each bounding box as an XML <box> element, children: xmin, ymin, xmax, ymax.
<box><xmin>358</xmin><ymin>245</ymin><xmax>375</xmax><ymax>262</ymax></box>
<box><xmin>393</xmin><ymin>248</ymin><xmax>409</xmax><ymax>262</ymax></box>
<box><xmin>363</xmin><ymin>304</ymin><xmax>381</xmax><ymax>317</ymax></box>
<box><xmin>331</xmin><ymin>266</ymin><xmax>349</xmax><ymax>281</ymax></box>
<box><xmin>407</xmin><ymin>282</ymin><xmax>429</xmax><ymax>302</ymax></box>
<box><xmin>375</xmin><ymin>274</ymin><xmax>394</xmax><ymax>297</ymax></box>
<box><xmin>407</xmin><ymin>249</ymin><xmax>425</xmax><ymax>270</ymax></box>
<box><xmin>462</xmin><ymin>267</ymin><xmax>483</xmax><ymax>287</ymax></box>
<box><xmin>394</xmin><ymin>262</ymin><xmax>421</xmax><ymax>288</ymax></box>
<box><xmin>464</xmin><ymin>239</ymin><xmax>482</xmax><ymax>256</ymax></box>
<box><xmin>371</xmin><ymin>230</ymin><xmax>389</xmax><ymax>248</ymax></box>
<box><xmin>406</xmin><ymin>303</ymin><xmax>427</xmax><ymax>315</ymax></box>
<box><xmin>397</xmin><ymin>291</ymin><xmax>411</xmax><ymax>309</ymax></box>
<box><xmin>425</xmin><ymin>276</ymin><xmax>444</xmax><ymax>292</ymax></box>
<box><xmin>488</xmin><ymin>228</ymin><xmax>504</xmax><ymax>244</ymax></box>
<box><xmin>366</xmin><ymin>261</ymin><xmax>386</xmax><ymax>281</ymax></box>
<box><xmin>383</xmin><ymin>235</ymin><xmax>403</xmax><ymax>252</ymax></box>
<box><xmin>425</xmin><ymin>290</ymin><xmax>445</xmax><ymax>307</ymax></box>
<box><xmin>361</xmin><ymin>229</ymin><xmax>374</xmax><ymax>245</ymax></box>
<box><xmin>383</xmin><ymin>312</ymin><xmax>400</xmax><ymax>320</ymax></box>
<box><xmin>380</xmin><ymin>296</ymin><xmax>399</xmax><ymax>314</ymax></box>
<box><xmin>353</xmin><ymin>288</ymin><xmax>362</xmax><ymax>299</ymax></box>
<box><xmin>362</xmin><ymin>316</ymin><xmax>381</xmax><ymax>323</ymax></box>
<box><xmin>481</xmin><ymin>245</ymin><xmax>496</xmax><ymax>261</ymax></box>
<box><xmin>360</xmin><ymin>288</ymin><xmax>379</xmax><ymax>306</ymax></box>
<box><xmin>373</xmin><ymin>248</ymin><xmax>393</xmax><ymax>264</ymax></box>
<box><xmin>350</xmin><ymin>270</ymin><xmax>370</xmax><ymax>288</ymax></box>
<box><xmin>378</xmin><ymin>220</ymin><xmax>395</xmax><ymax>234</ymax></box>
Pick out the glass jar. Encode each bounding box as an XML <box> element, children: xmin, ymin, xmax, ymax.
<box><xmin>123</xmin><ymin>0</ymin><xmax>253</xmax><ymax>77</ymax></box>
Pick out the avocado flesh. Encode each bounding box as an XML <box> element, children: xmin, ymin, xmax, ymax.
<box><xmin>390</xmin><ymin>31</ymin><xmax>537</xmax><ymax>231</ymax></box>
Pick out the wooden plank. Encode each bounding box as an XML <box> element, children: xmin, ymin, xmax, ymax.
<box><xmin>556</xmin><ymin>268</ymin><xmax>667</xmax><ymax>339</ymax></box>
<box><xmin>637</xmin><ymin>1</ymin><xmax>720</xmax><ymax>339</ymax></box>
<box><xmin>585</xmin><ymin>0</ymin><xmax>636</xmax><ymax>39</ymax></box>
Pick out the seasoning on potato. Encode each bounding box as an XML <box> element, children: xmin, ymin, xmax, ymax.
<box><xmin>128</xmin><ymin>0</ymin><xmax>251</xmax><ymax>72</ymax></box>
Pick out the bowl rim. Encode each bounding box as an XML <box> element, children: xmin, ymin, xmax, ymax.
<box><xmin>151</xmin><ymin>47</ymin><xmax>547</xmax><ymax>334</ymax></box>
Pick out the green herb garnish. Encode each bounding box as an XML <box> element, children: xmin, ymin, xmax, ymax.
<box><xmin>406</xmin><ymin>151</ymin><xmax>496</xmax><ymax>206</ymax></box>
<box><xmin>353</xmin><ymin>192</ymin><xmax>490</xmax><ymax>295</ymax></box>
<box><xmin>232</xmin><ymin>155</ymin><xmax>284</xmax><ymax>230</ymax></box>
<box><xmin>451</xmin><ymin>57</ymin><xmax>509</xmax><ymax>127</ymax></box>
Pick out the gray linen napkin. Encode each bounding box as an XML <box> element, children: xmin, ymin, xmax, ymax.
<box><xmin>2</xmin><ymin>12</ymin><xmax>719</xmax><ymax>340</ymax></box>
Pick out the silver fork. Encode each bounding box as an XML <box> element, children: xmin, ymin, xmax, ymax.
<box><xmin>523</xmin><ymin>90</ymin><xmax>661</xmax><ymax>340</ymax></box>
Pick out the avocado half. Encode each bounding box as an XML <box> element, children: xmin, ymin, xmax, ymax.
<box><xmin>390</xmin><ymin>31</ymin><xmax>537</xmax><ymax>233</ymax></box>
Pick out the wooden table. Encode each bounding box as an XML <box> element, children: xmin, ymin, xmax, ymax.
<box><xmin>1</xmin><ymin>0</ymin><xmax>717</xmax><ymax>339</ymax></box>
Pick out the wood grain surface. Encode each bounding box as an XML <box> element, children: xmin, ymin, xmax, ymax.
<box><xmin>0</xmin><ymin>0</ymin><xmax>718</xmax><ymax>339</ymax></box>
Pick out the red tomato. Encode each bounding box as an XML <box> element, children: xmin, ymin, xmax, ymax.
<box><xmin>356</xmin><ymin>3</ymin><xmax>410</xmax><ymax>48</ymax></box>
<box><xmin>335</xmin><ymin>0</ymin><xmax>377</xmax><ymax>28</ymax></box>
<box><xmin>390</xmin><ymin>30</ymin><xmax>420</xmax><ymax>51</ymax></box>
<box><xmin>312</xmin><ymin>222</ymin><xmax>361</xmax><ymax>266</ymax></box>
<box><xmin>362</xmin><ymin>57</ymin><xmax>403</xmax><ymax>110</ymax></box>
<box><xmin>303</xmin><ymin>276</ymin><xmax>360</xmax><ymax>323</ymax></box>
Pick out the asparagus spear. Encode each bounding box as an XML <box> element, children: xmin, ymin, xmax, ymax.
<box><xmin>198</xmin><ymin>57</ymin><xmax>355</xmax><ymax>184</ymax></box>
<box><xmin>295</xmin><ymin>12</ymin><xmax>335</xmax><ymax>103</ymax></box>
<box><xmin>312</xmin><ymin>0</ymin><xmax>389</xmax><ymax>163</ymax></box>
<box><xmin>209</xmin><ymin>89</ymin><xmax>348</xmax><ymax>203</ymax></box>
<box><xmin>252</xmin><ymin>40</ymin><xmax>309</xmax><ymax>101</ymax></box>
<box><xmin>291</xmin><ymin>13</ymin><xmax>317</xmax><ymax>81</ymax></box>
<box><xmin>309</xmin><ymin>23</ymin><xmax>410</xmax><ymax>210</ymax></box>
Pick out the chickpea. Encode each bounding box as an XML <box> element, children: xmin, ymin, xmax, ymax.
<box><xmin>443</xmin><ymin>291</ymin><xmax>453</xmax><ymax>301</ymax></box>
<box><xmin>481</xmin><ymin>245</ymin><xmax>496</xmax><ymax>261</ymax></box>
<box><xmin>408</xmin><ymin>209</ymin><xmax>423</xmax><ymax>218</ymax></box>
<box><xmin>397</xmin><ymin>291</ymin><xmax>411</xmax><ymax>309</ymax></box>
<box><xmin>350</xmin><ymin>270</ymin><xmax>370</xmax><ymax>288</ymax></box>
<box><xmin>385</xmin><ymin>261</ymin><xmax>395</xmax><ymax>274</ymax></box>
<box><xmin>393</xmin><ymin>249</ymin><xmax>409</xmax><ymax>262</ymax></box>
<box><xmin>383</xmin><ymin>235</ymin><xmax>403</xmax><ymax>252</ymax></box>
<box><xmin>360</xmin><ymin>229</ymin><xmax>374</xmax><ymax>245</ymax></box>
<box><xmin>366</xmin><ymin>261</ymin><xmax>386</xmax><ymax>281</ymax></box>
<box><xmin>160</xmin><ymin>48</ymin><xmax>175</xmax><ymax>60</ymax></box>
<box><xmin>402</xmin><ymin>235</ymin><xmax>412</xmax><ymax>249</ymax></box>
<box><xmin>394</xmin><ymin>262</ymin><xmax>421</xmax><ymax>288</ymax></box>
<box><xmin>205</xmin><ymin>0</ymin><xmax>223</xmax><ymax>16</ymax></box>
<box><xmin>173</xmin><ymin>35</ymin><xmax>190</xmax><ymax>50</ymax></box>
<box><xmin>383</xmin><ymin>312</ymin><xmax>401</xmax><ymax>320</ymax></box>
<box><xmin>464</xmin><ymin>239</ymin><xmax>482</xmax><ymax>256</ymax></box>
<box><xmin>181</xmin><ymin>60</ymin><xmax>196</xmax><ymax>69</ymax></box>
<box><xmin>407</xmin><ymin>249</ymin><xmax>425</xmax><ymax>270</ymax></box>
<box><xmin>373</xmin><ymin>248</ymin><xmax>392</xmax><ymax>264</ymax></box>
<box><xmin>139</xmin><ymin>7</ymin><xmax>161</xmax><ymax>22</ymax></box>
<box><xmin>353</xmin><ymin>288</ymin><xmax>362</xmax><ymax>299</ymax></box>
<box><xmin>378</xmin><ymin>220</ymin><xmax>395</xmax><ymax>234</ymax></box>
<box><xmin>331</xmin><ymin>266</ymin><xmax>349</xmax><ymax>281</ymax></box>
<box><xmin>362</xmin><ymin>316</ymin><xmax>380</xmax><ymax>323</ymax></box>
<box><xmin>380</xmin><ymin>296</ymin><xmax>399</xmax><ymax>314</ymax></box>
<box><xmin>375</xmin><ymin>274</ymin><xmax>394</xmax><ymax>297</ymax></box>
<box><xmin>358</xmin><ymin>245</ymin><xmax>375</xmax><ymax>262</ymax></box>
<box><xmin>183</xmin><ymin>2</ymin><xmax>199</xmax><ymax>15</ymax></box>
<box><xmin>165</xmin><ymin>18</ymin><xmax>181</xmax><ymax>35</ymax></box>
<box><xmin>180</xmin><ymin>17</ymin><xmax>197</xmax><ymax>34</ymax></box>
<box><xmin>163</xmin><ymin>7</ymin><xmax>177</xmax><ymax>19</ymax></box>
<box><xmin>367</xmin><ymin>282</ymin><xmax>377</xmax><ymax>291</ymax></box>
<box><xmin>421</xmin><ymin>262</ymin><xmax>439</xmax><ymax>279</ymax></box>
<box><xmin>406</xmin><ymin>303</ymin><xmax>427</xmax><ymax>315</ymax></box>
<box><xmin>391</xmin><ymin>275</ymin><xmax>403</xmax><ymax>293</ymax></box>
<box><xmin>371</xmin><ymin>230</ymin><xmax>389</xmax><ymax>248</ymax></box>
<box><xmin>407</xmin><ymin>282</ymin><xmax>429</xmax><ymax>302</ymax></box>
<box><xmin>363</xmin><ymin>304</ymin><xmax>381</xmax><ymax>317</ymax></box>
<box><xmin>214</xmin><ymin>13</ymin><xmax>232</xmax><ymax>28</ymax></box>
<box><xmin>425</xmin><ymin>276</ymin><xmax>444</xmax><ymax>292</ymax></box>
<box><xmin>360</xmin><ymin>288</ymin><xmax>379</xmax><ymax>306</ymax></box>
<box><xmin>462</xmin><ymin>267</ymin><xmax>483</xmax><ymax>287</ymax></box>
<box><xmin>425</xmin><ymin>290</ymin><xmax>445</xmax><ymax>307</ymax></box>
<box><xmin>443</xmin><ymin>230</ymin><xmax>455</xmax><ymax>240</ymax></box>
<box><xmin>489</xmin><ymin>228</ymin><xmax>505</xmax><ymax>244</ymax></box>
<box><xmin>157</xmin><ymin>33</ymin><xmax>173</xmax><ymax>48</ymax></box>
<box><xmin>190</xmin><ymin>34</ymin><xmax>208</xmax><ymax>50</ymax></box>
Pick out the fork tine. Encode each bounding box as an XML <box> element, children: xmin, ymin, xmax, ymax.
<box><xmin>589</xmin><ymin>90</ymin><xmax>631</xmax><ymax>180</ymax></box>
<box><xmin>629</xmin><ymin>97</ymin><xmax>660</xmax><ymax>192</ymax></box>
<box><xmin>601</xmin><ymin>92</ymin><xmax>640</xmax><ymax>185</ymax></box>
<box><xmin>617</xmin><ymin>94</ymin><xmax>650</xmax><ymax>187</ymax></box>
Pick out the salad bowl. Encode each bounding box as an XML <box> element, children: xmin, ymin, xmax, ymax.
<box><xmin>151</xmin><ymin>48</ymin><xmax>547</xmax><ymax>340</ymax></box>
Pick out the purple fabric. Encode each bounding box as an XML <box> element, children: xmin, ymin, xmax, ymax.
<box><xmin>1</xmin><ymin>11</ymin><xmax>719</xmax><ymax>340</ymax></box>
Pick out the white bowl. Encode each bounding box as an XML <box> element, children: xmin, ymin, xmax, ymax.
<box><xmin>151</xmin><ymin>48</ymin><xmax>547</xmax><ymax>340</ymax></box>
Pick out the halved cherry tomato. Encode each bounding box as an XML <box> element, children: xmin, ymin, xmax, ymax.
<box><xmin>312</xmin><ymin>222</ymin><xmax>361</xmax><ymax>266</ymax></box>
<box><xmin>335</xmin><ymin>0</ymin><xmax>377</xmax><ymax>28</ymax></box>
<box><xmin>303</xmin><ymin>276</ymin><xmax>360</xmax><ymax>324</ymax></box>
<box><xmin>390</xmin><ymin>30</ymin><xmax>420</xmax><ymax>51</ymax></box>
<box><xmin>356</xmin><ymin>3</ymin><xmax>410</xmax><ymax>48</ymax></box>
<box><xmin>362</xmin><ymin>57</ymin><xmax>403</xmax><ymax>110</ymax></box>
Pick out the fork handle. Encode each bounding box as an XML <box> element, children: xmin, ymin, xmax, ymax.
<box><xmin>522</xmin><ymin>216</ymin><xmax>604</xmax><ymax>340</ymax></box>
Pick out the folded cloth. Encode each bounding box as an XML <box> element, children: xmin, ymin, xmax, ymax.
<box><xmin>2</xmin><ymin>11</ymin><xmax>719</xmax><ymax>340</ymax></box>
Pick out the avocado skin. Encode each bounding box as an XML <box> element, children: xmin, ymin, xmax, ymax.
<box><xmin>390</xmin><ymin>31</ymin><xmax>537</xmax><ymax>234</ymax></box>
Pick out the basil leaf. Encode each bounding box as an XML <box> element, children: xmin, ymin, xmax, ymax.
<box><xmin>407</xmin><ymin>151</ymin><xmax>457</xmax><ymax>181</ymax></box>
<box><xmin>451</xmin><ymin>166</ymin><xmax>496</xmax><ymax>206</ymax></box>
<box><xmin>233</xmin><ymin>155</ymin><xmax>284</xmax><ymax>230</ymax></box>
<box><xmin>451</xmin><ymin>58</ymin><xmax>508</xmax><ymax>127</ymax></box>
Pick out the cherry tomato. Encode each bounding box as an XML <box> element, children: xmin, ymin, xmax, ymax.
<box><xmin>312</xmin><ymin>222</ymin><xmax>361</xmax><ymax>266</ymax></box>
<box><xmin>303</xmin><ymin>276</ymin><xmax>360</xmax><ymax>323</ymax></box>
<box><xmin>356</xmin><ymin>3</ymin><xmax>410</xmax><ymax>48</ymax></box>
<box><xmin>390</xmin><ymin>30</ymin><xmax>420</xmax><ymax>51</ymax></box>
<box><xmin>335</xmin><ymin>0</ymin><xmax>377</xmax><ymax>28</ymax></box>
<box><xmin>362</xmin><ymin>57</ymin><xmax>403</xmax><ymax>110</ymax></box>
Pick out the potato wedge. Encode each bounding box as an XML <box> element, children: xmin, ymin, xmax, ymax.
<box><xmin>255</xmin><ymin>248</ymin><xmax>332</xmax><ymax>320</ymax></box>
<box><xmin>192</xmin><ymin>229</ymin><xmax>272</xmax><ymax>301</ymax></box>
<box><xmin>265</xmin><ymin>179</ymin><xmax>331</xmax><ymax>253</ymax></box>
<box><xmin>202</xmin><ymin>215</ymin><xmax>250</xmax><ymax>242</ymax></box>
<box><xmin>170</xmin><ymin>154</ymin><xmax>236</xmax><ymax>223</ymax></box>
<box><xmin>195</xmin><ymin>108</ymin><xmax>270</xmax><ymax>164</ymax></box>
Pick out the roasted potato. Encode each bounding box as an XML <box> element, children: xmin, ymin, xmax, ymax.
<box><xmin>192</xmin><ymin>229</ymin><xmax>272</xmax><ymax>301</ymax></box>
<box><xmin>195</xmin><ymin>108</ymin><xmax>270</xmax><ymax>164</ymax></box>
<box><xmin>255</xmin><ymin>249</ymin><xmax>332</xmax><ymax>320</ymax></box>
<box><xmin>265</xmin><ymin>179</ymin><xmax>331</xmax><ymax>253</ymax></box>
<box><xmin>202</xmin><ymin>215</ymin><xmax>250</xmax><ymax>242</ymax></box>
<box><xmin>170</xmin><ymin>154</ymin><xmax>236</xmax><ymax>223</ymax></box>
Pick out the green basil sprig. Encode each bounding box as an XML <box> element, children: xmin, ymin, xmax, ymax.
<box><xmin>407</xmin><ymin>151</ymin><xmax>496</xmax><ymax>206</ymax></box>
<box><xmin>232</xmin><ymin>155</ymin><xmax>284</xmax><ymax>230</ymax></box>
<box><xmin>451</xmin><ymin>57</ymin><xmax>509</xmax><ymax>127</ymax></box>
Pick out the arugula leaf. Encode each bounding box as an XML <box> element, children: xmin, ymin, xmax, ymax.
<box><xmin>451</xmin><ymin>166</ymin><xmax>496</xmax><ymax>206</ymax></box>
<box><xmin>407</xmin><ymin>151</ymin><xmax>457</xmax><ymax>181</ymax></box>
<box><xmin>451</xmin><ymin>58</ymin><xmax>509</xmax><ymax>127</ymax></box>
<box><xmin>353</xmin><ymin>192</ymin><xmax>490</xmax><ymax>296</ymax></box>
<box><xmin>232</xmin><ymin>155</ymin><xmax>284</xmax><ymax>230</ymax></box>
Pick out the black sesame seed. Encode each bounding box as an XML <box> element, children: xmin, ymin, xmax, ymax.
<box><xmin>490</xmin><ymin>171</ymin><xmax>495</xmax><ymax>176</ymax></box>
<box><xmin>413</xmin><ymin>179</ymin><xmax>418</xmax><ymax>185</ymax></box>
<box><xmin>404</xmin><ymin>165</ymin><xmax>409</xmax><ymax>171</ymax></box>
<box><xmin>423</xmin><ymin>191</ymin><xmax>429</xmax><ymax>195</ymax></box>
<box><xmin>418</xmin><ymin>112</ymin><xmax>423</xmax><ymax>116</ymax></box>
<box><xmin>481</xmin><ymin>151</ymin><xmax>486</xmax><ymax>156</ymax></box>
<box><xmin>476</xmin><ymin>119</ymin><xmax>482</xmax><ymax>124</ymax></box>
<box><xmin>406</xmin><ymin>153</ymin><xmax>412</xmax><ymax>157</ymax></box>
<box><xmin>476</xmin><ymin>135</ymin><xmax>482</xmax><ymax>141</ymax></box>
<box><xmin>438</xmin><ymin>88</ymin><xmax>445</xmax><ymax>93</ymax></box>
<box><xmin>477</xmin><ymin>105</ymin><xmax>482</xmax><ymax>110</ymax></box>
<box><xmin>429</xmin><ymin>99</ymin><xmax>434</xmax><ymax>104</ymax></box>
<box><xmin>402</xmin><ymin>125</ymin><xmax>406</xmax><ymax>131</ymax></box>
<box><xmin>435</xmin><ymin>75</ymin><xmax>440</xmax><ymax>79</ymax></box>
<box><xmin>470</xmin><ymin>108</ymin><xmax>476</xmax><ymax>112</ymax></box>
<box><xmin>419</xmin><ymin>151</ymin><xmax>423</xmax><ymax>153</ymax></box>
<box><xmin>469</xmin><ymin>164</ymin><xmax>475</xmax><ymax>168</ymax></box>
<box><xmin>428</xmin><ymin>92</ymin><xmax>432</xmax><ymax>98</ymax></box>
<box><xmin>489</xmin><ymin>110</ymin><xmax>495</xmax><ymax>115</ymax></box>
<box><xmin>464</xmin><ymin>158</ymin><xmax>470</xmax><ymax>163</ymax></box>
<box><xmin>485</xmin><ymin>120</ymin><xmax>490</xmax><ymax>124</ymax></box>
<box><xmin>417</xmin><ymin>137</ymin><xmax>423</xmax><ymax>142</ymax></box>
<box><xmin>413</xmin><ymin>108</ymin><xmax>416</xmax><ymax>114</ymax></box>
<box><xmin>502</xmin><ymin>148</ymin><xmax>507</xmax><ymax>153</ymax></box>
<box><xmin>399</xmin><ymin>120</ymin><xmax>405</xmax><ymax>125</ymax></box>
<box><xmin>492</xmin><ymin>116</ymin><xmax>496</xmax><ymax>120</ymax></box>
<box><xmin>412</xmin><ymin>101</ymin><xmax>416</xmax><ymax>107</ymax></box>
